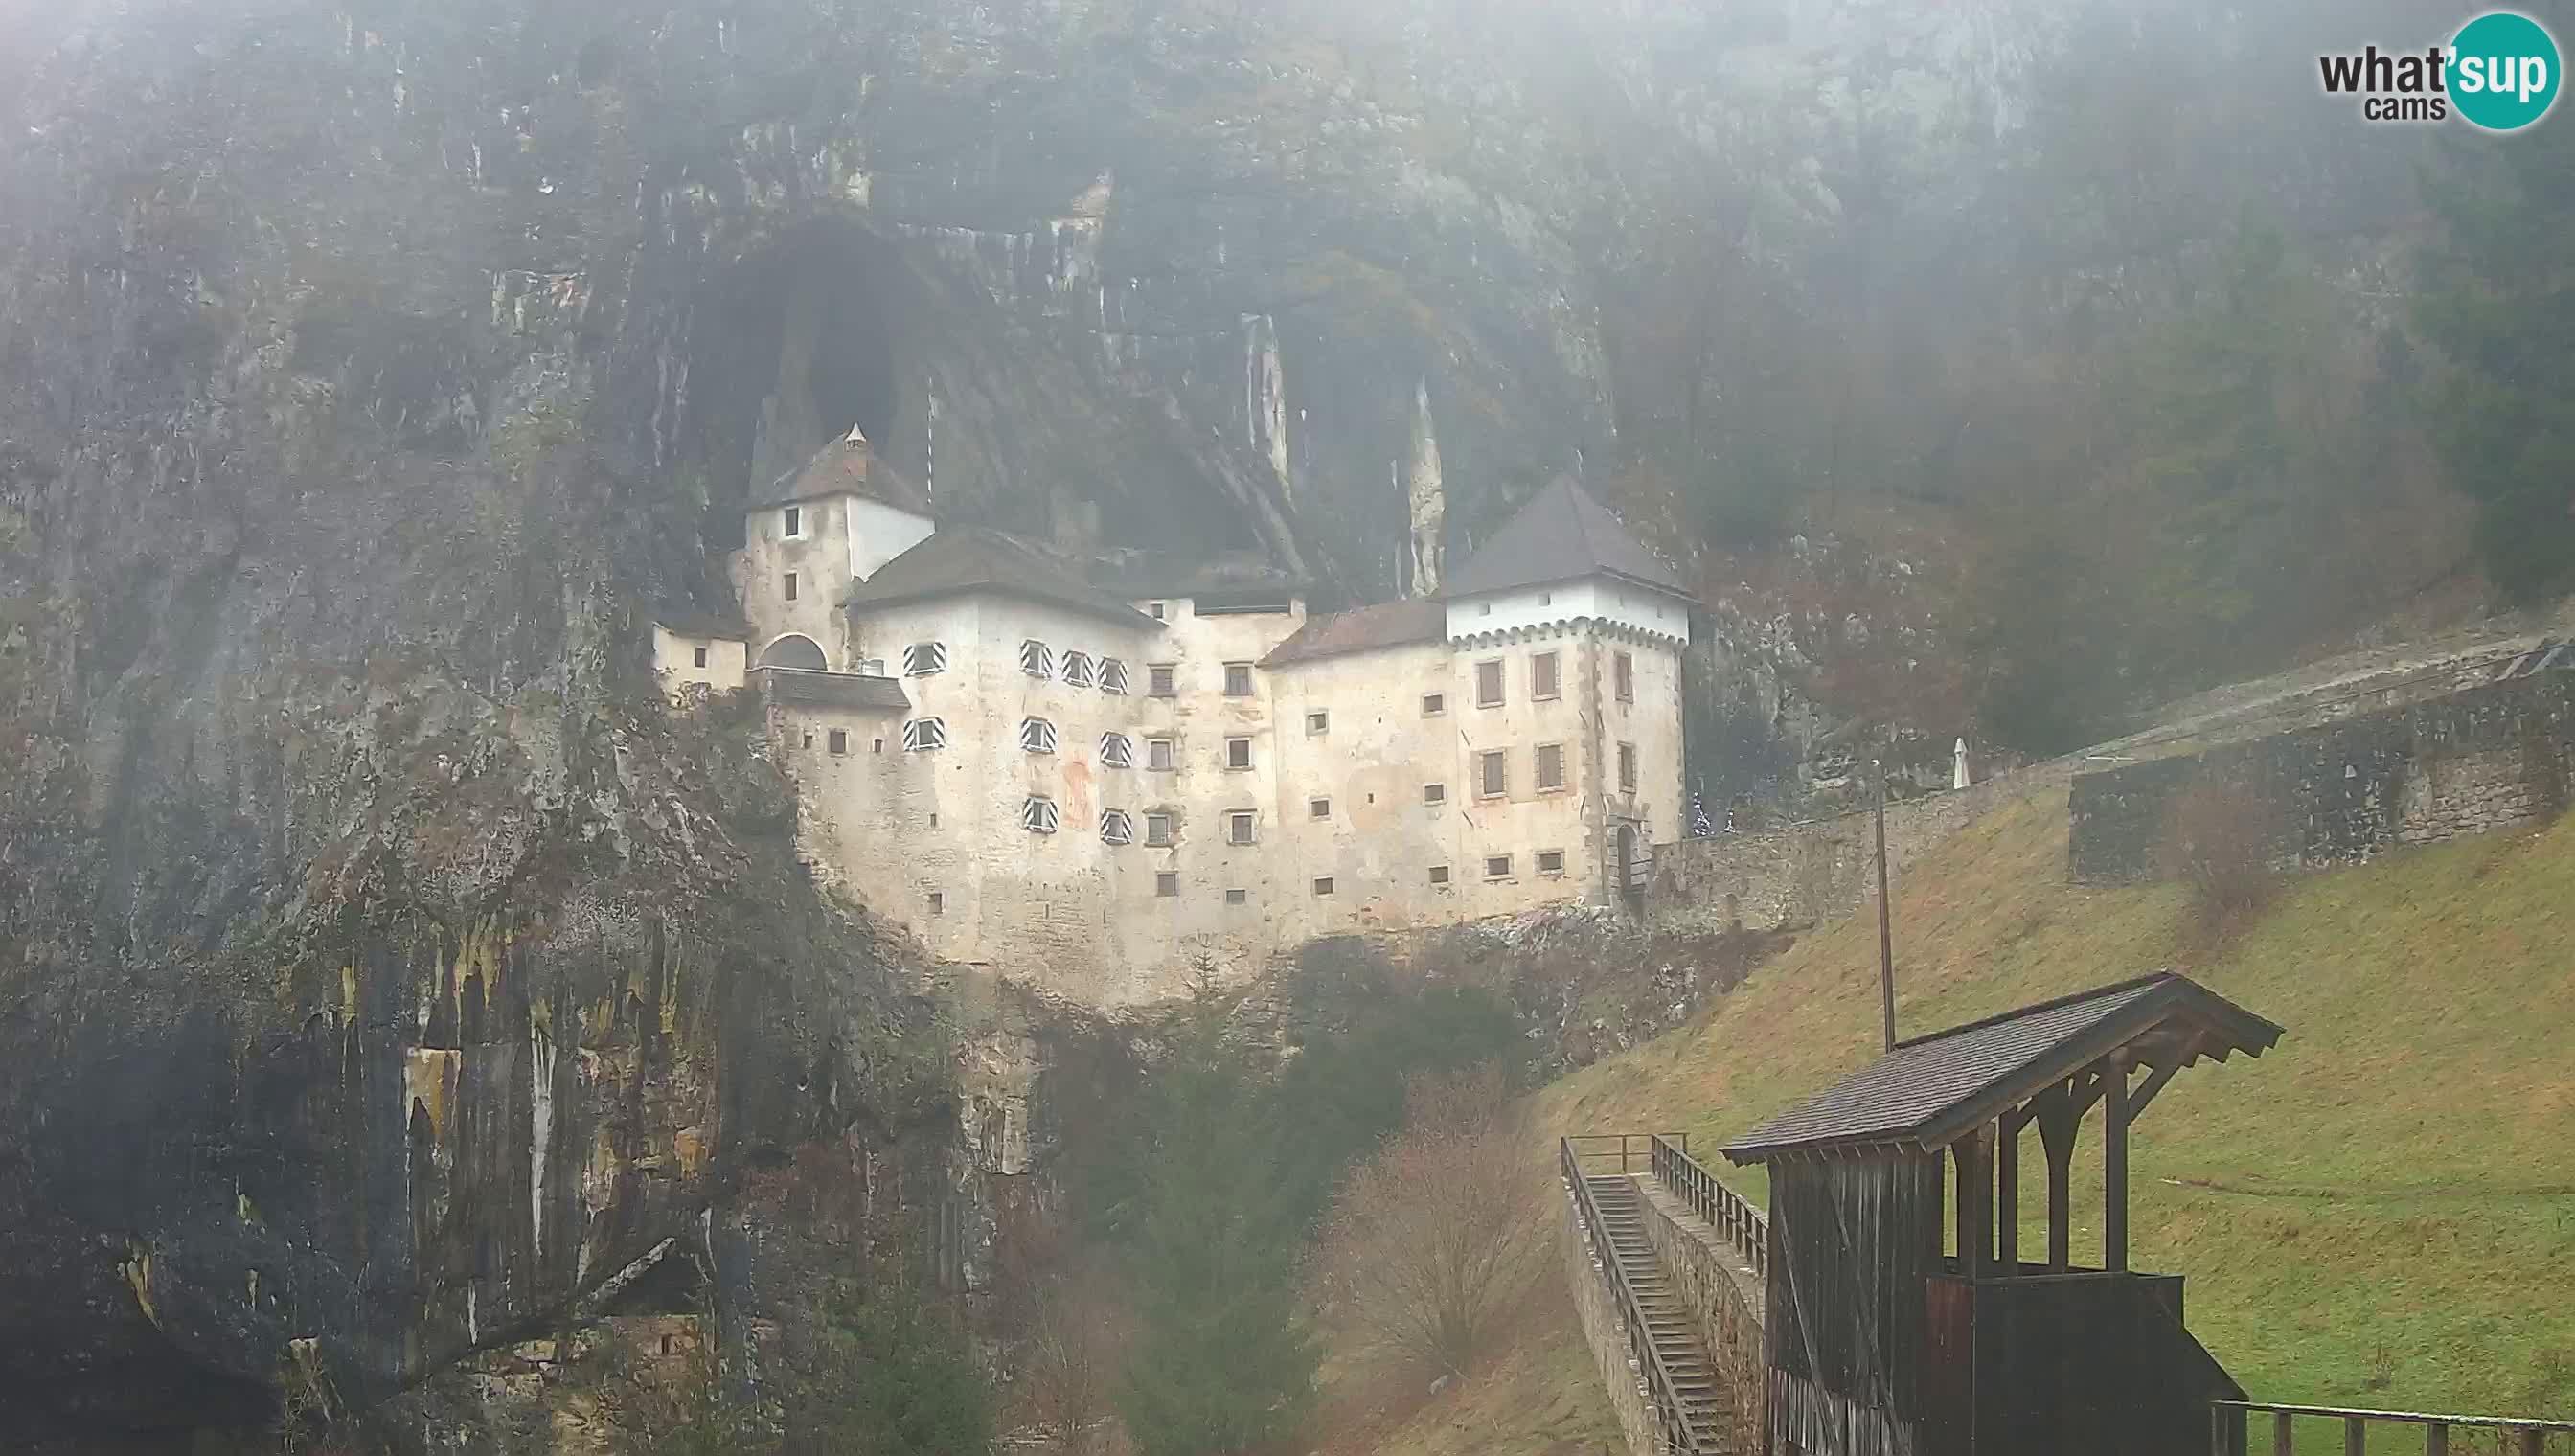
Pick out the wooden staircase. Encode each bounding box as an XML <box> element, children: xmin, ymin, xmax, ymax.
<box><xmin>1584</xmin><ymin>1172</ymin><xmax>1731</xmax><ymax>1449</ymax></box>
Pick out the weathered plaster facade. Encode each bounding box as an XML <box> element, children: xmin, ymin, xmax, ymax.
<box><xmin>649</xmin><ymin>626</ymin><xmax>748</xmax><ymax>696</ymax></box>
<box><xmin>692</xmin><ymin>445</ymin><xmax>1694</xmax><ymax>1006</ymax></box>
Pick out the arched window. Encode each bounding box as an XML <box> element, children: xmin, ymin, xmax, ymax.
<box><xmin>901</xmin><ymin>717</ymin><xmax>947</xmax><ymax>752</ymax></box>
<box><xmin>1019</xmin><ymin>639</ymin><xmax>1053</xmax><ymax>678</ymax></box>
<box><xmin>1099</xmin><ymin>732</ymin><xmax>1134</xmax><ymax>768</ymax></box>
<box><xmin>1020</xmin><ymin>717</ymin><xmax>1058</xmax><ymax>754</ymax></box>
<box><xmin>1022</xmin><ymin>796</ymin><xmax>1060</xmax><ymax>834</ymax></box>
<box><xmin>1098</xmin><ymin>657</ymin><xmax>1129</xmax><ymax>694</ymax></box>
<box><xmin>902</xmin><ymin>642</ymin><xmax>947</xmax><ymax>676</ymax></box>
<box><xmin>1100</xmin><ymin>808</ymin><xmax>1134</xmax><ymax>846</ymax></box>
<box><xmin>1061</xmin><ymin>650</ymin><xmax>1094</xmax><ymax>688</ymax></box>
<box><xmin>758</xmin><ymin>634</ymin><xmax>828</xmax><ymax>671</ymax></box>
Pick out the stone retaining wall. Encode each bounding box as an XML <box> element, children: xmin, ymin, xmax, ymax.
<box><xmin>2069</xmin><ymin>673</ymin><xmax>2573</xmax><ymax>884</ymax></box>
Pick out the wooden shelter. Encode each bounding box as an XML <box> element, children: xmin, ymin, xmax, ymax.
<box><xmin>1720</xmin><ymin>972</ymin><xmax>2285</xmax><ymax>1456</ymax></box>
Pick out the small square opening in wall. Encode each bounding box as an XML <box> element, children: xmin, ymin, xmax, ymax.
<box><xmin>1147</xmin><ymin>738</ymin><xmax>1175</xmax><ymax>771</ymax></box>
<box><xmin>1424</xmin><ymin>782</ymin><xmax>1447</xmax><ymax>805</ymax></box>
<box><xmin>1423</xmin><ymin>692</ymin><xmax>1446</xmax><ymax>717</ymax></box>
<box><xmin>1149</xmin><ymin>601</ymin><xmax>1167</xmax><ymax>620</ymax></box>
<box><xmin>1149</xmin><ymin>663</ymin><xmax>1177</xmax><ymax>696</ymax></box>
<box><xmin>1428</xmin><ymin>864</ymin><xmax>1451</xmax><ymax>885</ymax></box>
<box><xmin>1225</xmin><ymin>888</ymin><xmax>1247</xmax><ymax>905</ymax></box>
<box><xmin>1155</xmin><ymin>871</ymin><xmax>1179</xmax><ymax>898</ymax></box>
<box><xmin>1307</xmin><ymin>710</ymin><xmax>1329</xmax><ymax>735</ymax></box>
<box><xmin>1537</xmin><ymin>849</ymin><xmax>1566</xmax><ymax>876</ymax></box>
<box><xmin>1225</xmin><ymin>737</ymin><xmax>1253</xmax><ymax>770</ymax></box>
<box><xmin>827</xmin><ymin>729</ymin><xmax>849</xmax><ymax>755</ymax></box>
<box><xmin>1145</xmin><ymin>811</ymin><xmax>1174</xmax><ymax>846</ymax></box>
<box><xmin>1312</xmin><ymin>877</ymin><xmax>1334</xmax><ymax>897</ymax></box>
<box><xmin>1485</xmin><ymin>853</ymin><xmax>1514</xmax><ymax>878</ymax></box>
<box><xmin>693</xmin><ymin>645</ymin><xmax>708</xmax><ymax>669</ymax></box>
<box><xmin>783</xmin><ymin>572</ymin><xmax>798</xmax><ymax>602</ymax></box>
<box><xmin>871</xmin><ymin>739</ymin><xmax>883</xmax><ymax>754</ymax></box>
<box><xmin>1224</xmin><ymin>662</ymin><xmax>1255</xmax><ymax>697</ymax></box>
<box><xmin>1310</xmin><ymin>798</ymin><xmax>1331</xmax><ymax>819</ymax></box>
<box><xmin>927</xmin><ymin>891</ymin><xmax>945</xmax><ymax>917</ymax></box>
<box><xmin>1227</xmin><ymin>810</ymin><xmax>1256</xmax><ymax>845</ymax></box>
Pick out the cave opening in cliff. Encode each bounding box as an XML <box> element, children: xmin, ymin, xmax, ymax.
<box><xmin>685</xmin><ymin>219</ymin><xmax>907</xmax><ymax>549</ymax></box>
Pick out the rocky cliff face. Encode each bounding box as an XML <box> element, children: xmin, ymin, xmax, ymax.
<box><xmin>0</xmin><ymin>0</ymin><xmax>2435</xmax><ymax>1442</ymax></box>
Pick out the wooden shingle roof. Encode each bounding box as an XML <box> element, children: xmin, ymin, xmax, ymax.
<box><xmin>1719</xmin><ymin>973</ymin><xmax>2283</xmax><ymax>1164</ymax></box>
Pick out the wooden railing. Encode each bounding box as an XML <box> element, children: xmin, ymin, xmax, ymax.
<box><xmin>2213</xmin><ymin>1401</ymin><xmax>2575</xmax><ymax>1454</ymax></box>
<box><xmin>1563</xmin><ymin>1130</ymin><xmax>1666</xmax><ymax>1175</ymax></box>
<box><xmin>1650</xmin><ymin>1132</ymin><xmax>1769</xmax><ymax>1280</ymax></box>
<box><xmin>1559</xmin><ymin>1137</ymin><xmax>1710</xmax><ymax>1455</ymax></box>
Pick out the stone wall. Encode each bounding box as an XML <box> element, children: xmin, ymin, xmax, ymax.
<box><xmin>1560</xmin><ymin>1181</ymin><xmax>1669</xmax><ymax>1456</ymax></box>
<box><xmin>1644</xmin><ymin>757</ymin><xmax>2083</xmax><ymax>934</ymax></box>
<box><xmin>2069</xmin><ymin>673</ymin><xmax>2574</xmax><ymax>884</ymax></box>
<box><xmin>1636</xmin><ymin>1177</ymin><xmax>1766</xmax><ymax>1455</ymax></box>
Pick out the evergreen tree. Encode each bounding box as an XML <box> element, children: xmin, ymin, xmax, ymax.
<box><xmin>2415</xmin><ymin>117</ymin><xmax>2575</xmax><ymax>603</ymax></box>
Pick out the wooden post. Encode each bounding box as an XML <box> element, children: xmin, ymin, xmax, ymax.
<box><xmin>1995</xmin><ymin>1115</ymin><xmax>2020</xmax><ymax>1274</ymax></box>
<box><xmin>1875</xmin><ymin>760</ymin><xmax>1896</xmax><ymax>1054</ymax></box>
<box><xmin>1957</xmin><ymin>1127</ymin><xmax>1992</xmax><ymax>1278</ymax></box>
<box><xmin>2037</xmin><ymin>1081</ymin><xmax>2078</xmax><ymax>1273</ymax></box>
<box><xmin>2273</xmin><ymin>1412</ymin><xmax>2294</xmax><ymax>1456</ymax></box>
<box><xmin>2342</xmin><ymin>1415</ymin><xmax>2365</xmax><ymax>1455</ymax></box>
<box><xmin>2423</xmin><ymin>1425</ymin><xmax>2446</xmax><ymax>1456</ymax></box>
<box><xmin>2104</xmin><ymin>1055</ymin><xmax>2131</xmax><ymax>1273</ymax></box>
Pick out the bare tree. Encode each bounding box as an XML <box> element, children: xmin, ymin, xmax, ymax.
<box><xmin>1319</xmin><ymin>1067</ymin><xmax>1542</xmax><ymax>1378</ymax></box>
<box><xmin>2163</xmin><ymin>773</ymin><xmax>2283</xmax><ymax>944</ymax></box>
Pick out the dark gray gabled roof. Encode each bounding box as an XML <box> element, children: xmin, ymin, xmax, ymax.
<box><xmin>750</xmin><ymin>666</ymin><xmax>911</xmax><ymax>712</ymax></box>
<box><xmin>1444</xmin><ymin>477</ymin><xmax>1692</xmax><ymax>601</ymax></box>
<box><xmin>1260</xmin><ymin>599</ymin><xmax>1445</xmax><ymax>669</ymax></box>
<box><xmin>748</xmin><ymin>431</ymin><xmax>935</xmax><ymax>516</ymax></box>
<box><xmin>1719</xmin><ymin>973</ymin><xmax>2284</xmax><ymax>1165</ymax></box>
<box><xmin>843</xmin><ymin>528</ymin><xmax>1162</xmax><ymax>629</ymax></box>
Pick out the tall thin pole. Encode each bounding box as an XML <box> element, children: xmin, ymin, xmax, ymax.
<box><xmin>1875</xmin><ymin>757</ymin><xmax>1896</xmax><ymax>1054</ymax></box>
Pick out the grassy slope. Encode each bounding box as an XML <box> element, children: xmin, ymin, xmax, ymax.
<box><xmin>1338</xmin><ymin>792</ymin><xmax>2575</xmax><ymax>1453</ymax></box>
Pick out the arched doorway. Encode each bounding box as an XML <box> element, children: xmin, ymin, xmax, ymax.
<box><xmin>758</xmin><ymin>634</ymin><xmax>828</xmax><ymax>671</ymax></box>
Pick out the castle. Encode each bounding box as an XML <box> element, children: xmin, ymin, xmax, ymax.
<box><xmin>652</xmin><ymin>430</ymin><xmax>1695</xmax><ymax>1006</ymax></box>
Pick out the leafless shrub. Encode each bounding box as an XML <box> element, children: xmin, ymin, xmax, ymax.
<box><xmin>1318</xmin><ymin>1067</ymin><xmax>1543</xmax><ymax>1378</ymax></box>
<box><xmin>2163</xmin><ymin>775</ymin><xmax>2282</xmax><ymax>943</ymax></box>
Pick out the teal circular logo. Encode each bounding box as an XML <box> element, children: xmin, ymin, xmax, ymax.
<box><xmin>2449</xmin><ymin>11</ymin><xmax>2562</xmax><ymax>131</ymax></box>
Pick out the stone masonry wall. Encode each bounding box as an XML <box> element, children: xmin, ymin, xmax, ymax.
<box><xmin>1645</xmin><ymin>757</ymin><xmax>2085</xmax><ymax>934</ymax></box>
<box><xmin>1561</xmin><ymin>1181</ymin><xmax>1668</xmax><ymax>1456</ymax></box>
<box><xmin>2069</xmin><ymin>673</ymin><xmax>2574</xmax><ymax>884</ymax></box>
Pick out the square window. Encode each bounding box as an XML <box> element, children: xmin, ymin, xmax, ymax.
<box><xmin>1224</xmin><ymin>662</ymin><xmax>1254</xmax><ymax>697</ymax></box>
<box><xmin>902</xmin><ymin>717</ymin><xmax>946</xmax><ymax>751</ymax></box>
<box><xmin>693</xmin><ymin>645</ymin><xmax>709</xmax><ymax>669</ymax></box>
<box><xmin>1020</xmin><ymin>639</ymin><xmax>1054</xmax><ymax>679</ymax></box>
<box><xmin>1536</xmin><ymin>742</ymin><xmax>1565</xmax><ymax>792</ymax></box>
<box><xmin>872</xmin><ymin>739</ymin><xmax>883</xmax><ymax>754</ymax></box>
<box><xmin>1145</xmin><ymin>812</ymin><xmax>1174</xmax><ymax>847</ymax></box>
<box><xmin>902</xmin><ymin>642</ymin><xmax>947</xmax><ymax>676</ymax></box>
<box><xmin>1539</xmin><ymin>590</ymin><xmax>1552</xmax><ymax>605</ymax></box>
<box><xmin>1149</xmin><ymin>663</ymin><xmax>1177</xmax><ymax>697</ymax></box>
<box><xmin>1149</xmin><ymin>601</ymin><xmax>1167</xmax><ymax>620</ymax></box>
<box><xmin>1307</xmin><ymin>710</ymin><xmax>1329</xmax><ymax>735</ymax></box>
<box><xmin>1226</xmin><ymin>887</ymin><xmax>1248</xmax><ymax>905</ymax></box>
<box><xmin>783</xmin><ymin>572</ymin><xmax>798</xmax><ymax>602</ymax></box>
<box><xmin>1310</xmin><ymin>798</ymin><xmax>1331</xmax><ymax>819</ymax></box>
<box><xmin>1475</xmin><ymin>659</ymin><xmax>1504</xmax><ymax>707</ymax></box>
<box><xmin>783</xmin><ymin>505</ymin><xmax>801</xmax><ymax>536</ymax></box>
<box><xmin>1100</xmin><ymin>808</ymin><xmax>1134</xmax><ymax>846</ymax></box>
<box><xmin>1537</xmin><ymin>849</ymin><xmax>1566</xmax><ymax>875</ymax></box>
<box><xmin>1227</xmin><ymin>811</ymin><xmax>1256</xmax><ymax>845</ymax></box>
<box><xmin>1424</xmin><ymin>782</ymin><xmax>1447</xmax><ymax>805</ymax></box>
<box><xmin>1225</xmin><ymin>737</ymin><xmax>1252</xmax><ymax>770</ymax></box>
<box><xmin>1100</xmin><ymin>732</ymin><xmax>1134</xmax><ymax>769</ymax></box>
<box><xmin>1020</xmin><ymin>717</ymin><xmax>1059</xmax><ymax>754</ymax></box>
<box><xmin>1618</xmin><ymin>741</ymin><xmax>1638</xmax><ymax>794</ymax></box>
<box><xmin>1147</xmin><ymin>738</ymin><xmax>1175</xmax><ymax>771</ymax></box>
<box><xmin>1614</xmin><ymin>651</ymin><xmax>1634</xmax><ymax>704</ymax></box>
<box><xmin>1061</xmin><ymin>651</ymin><xmax>1095</xmax><ymax>688</ymax></box>
<box><xmin>1099</xmin><ymin>658</ymin><xmax>1129</xmax><ymax>694</ymax></box>
<box><xmin>1478</xmin><ymin>603</ymin><xmax>1492</xmax><ymax>617</ymax></box>
<box><xmin>1533</xmin><ymin>651</ymin><xmax>1560</xmax><ymax>700</ymax></box>
<box><xmin>1312</xmin><ymin>877</ymin><xmax>1334</xmax><ymax>897</ymax></box>
<box><xmin>1478</xmin><ymin>750</ymin><xmax>1508</xmax><ymax>799</ymax></box>
<box><xmin>1485</xmin><ymin>854</ymin><xmax>1514</xmax><ymax>879</ymax></box>
<box><xmin>1422</xmin><ymin>692</ymin><xmax>1446</xmax><ymax>717</ymax></box>
<box><xmin>1428</xmin><ymin>864</ymin><xmax>1451</xmax><ymax>885</ymax></box>
<box><xmin>827</xmin><ymin>729</ymin><xmax>848</xmax><ymax>755</ymax></box>
<box><xmin>1155</xmin><ymin>871</ymin><xmax>1179</xmax><ymax>897</ymax></box>
<box><xmin>1022</xmin><ymin>796</ymin><xmax>1060</xmax><ymax>833</ymax></box>
<box><xmin>927</xmin><ymin>890</ymin><xmax>945</xmax><ymax>916</ymax></box>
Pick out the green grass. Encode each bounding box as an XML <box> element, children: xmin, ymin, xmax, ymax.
<box><xmin>1333</xmin><ymin>793</ymin><xmax>2575</xmax><ymax>1453</ymax></box>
